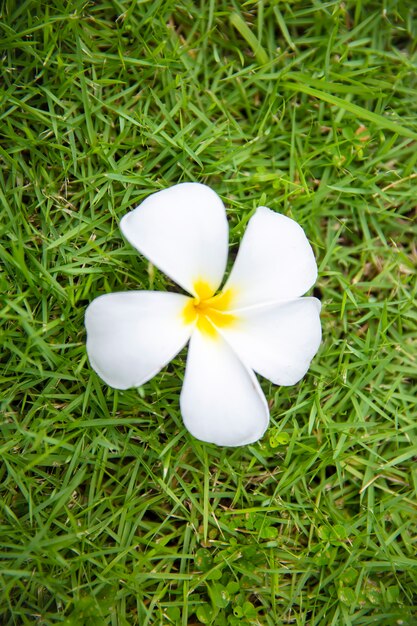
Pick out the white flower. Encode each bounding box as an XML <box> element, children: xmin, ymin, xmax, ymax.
<box><xmin>85</xmin><ymin>183</ymin><xmax>321</xmax><ymax>447</ymax></box>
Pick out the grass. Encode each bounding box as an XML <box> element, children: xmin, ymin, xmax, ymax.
<box><xmin>1</xmin><ymin>0</ymin><xmax>417</xmax><ymax>624</ymax></box>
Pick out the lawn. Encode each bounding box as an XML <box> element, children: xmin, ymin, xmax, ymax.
<box><xmin>1</xmin><ymin>0</ymin><xmax>417</xmax><ymax>624</ymax></box>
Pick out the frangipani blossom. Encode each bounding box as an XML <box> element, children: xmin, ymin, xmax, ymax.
<box><xmin>85</xmin><ymin>183</ymin><xmax>321</xmax><ymax>447</ymax></box>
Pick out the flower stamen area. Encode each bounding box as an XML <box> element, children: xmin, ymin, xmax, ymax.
<box><xmin>182</xmin><ymin>279</ymin><xmax>236</xmax><ymax>338</ymax></box>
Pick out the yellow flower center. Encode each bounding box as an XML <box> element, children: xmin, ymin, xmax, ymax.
<box><xmin>182</xmin><ymin>279</ymin><xmax>236</xmax><ymax>338</ymax></box>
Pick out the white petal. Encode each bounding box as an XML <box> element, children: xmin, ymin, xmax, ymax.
<box><xmin>220</xmin><ymin>298</ymin><xmax>322</xmax><ymax>386</ymax></box>
<box><xmin>180</xmin><ymin>329</ymin><xmax>269</xmax><ymax>446</ymax></box>
<box><xmin>224</xmin><ymin>207</ymin><xmax>318</xmax><ymax>307</ymax></box>
<box><xmin>120</xmin><ymin>183</ymin><xmax>229</xmax><ymax>297</ymax></box>
<box><xmin>85</xmin><ymin>291</ymin><xmax>193</xmax><ymax>389</ymax></box>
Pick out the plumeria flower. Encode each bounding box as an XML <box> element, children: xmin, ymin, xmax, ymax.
<box><xmin>85</xmin><ymin>183</ymin><xmax>321</xmax><ymax>447</ymax></box>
